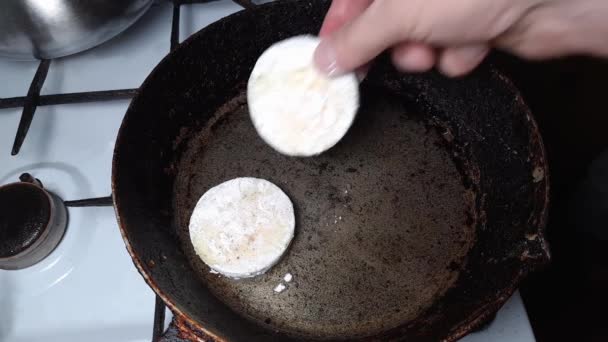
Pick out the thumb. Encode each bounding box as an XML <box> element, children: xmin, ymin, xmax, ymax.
<box><xmin>314</xmin><ymin>0</ymin><xmax>416</xmax><ymax>76</ymax></box>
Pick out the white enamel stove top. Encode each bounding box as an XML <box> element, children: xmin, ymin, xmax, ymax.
<box><xmin>0</xmin><ymin>1</ymin><xmax>536</xmax><ymax>341</ymax></box>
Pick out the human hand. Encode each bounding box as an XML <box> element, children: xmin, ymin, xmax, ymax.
<box><xmin>314</xmin><ymin>0</ymin><xmax>608</xmax><ymax>77</ymax></box>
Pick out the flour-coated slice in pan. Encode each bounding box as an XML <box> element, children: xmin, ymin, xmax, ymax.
<box><xmin>189</xmin><ymin>177</ymin><xmax>295</xmax><ymax>279</ymax></box>
<box><xmin>248</xmin><ymin>35</ymin><xmax>359</xmax><ymax>156</ymax></box>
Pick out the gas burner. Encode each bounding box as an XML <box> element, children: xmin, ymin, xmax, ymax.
<box><xmin>0</xmin><ymin>173</ymin><xmax>67</xmax><ymax>270</ymax></box>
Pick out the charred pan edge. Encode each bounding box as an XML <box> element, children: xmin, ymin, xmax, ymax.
<box><xmin>112</xmin><ymin>189</ymin><xmax>226</xmax><ymax>342</ymax></box>
<box><xmin>494</xmin><ymin>69</ymin><xmax>551</xmax><ymax>267</ymax></box>
<box><xmin>111</xmin><ymin>3</ymin><xmax>272</xmax><ymax>341</ymax></box>
<box><xmin>111</xmin><ymin>149</ymin><xmax>226</xmax><ymax>341</ymax></box>
<box><xmin>443</xmin><ymin>69</ymin><xmax>550</xmax><ymax>342</ymax></box>
<box><xmin>158</xmin><ymin>316</ymin><xmax>222</xmax><ymax>342</ymax></box>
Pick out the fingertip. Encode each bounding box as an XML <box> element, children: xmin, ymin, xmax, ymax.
<box><xmin>317</xmin><ymin>0</ymin><xmax>411</xmax><ymax>77</ymax></box>
<box><xmin>438</xmin><ymin>45</ymin><xmax>489</xmax><ymax>77</ymax></box>
<box><xmin>391</xmin><ymin>43</ymin><xmax>436</xmax><ymax>72</ymax></box>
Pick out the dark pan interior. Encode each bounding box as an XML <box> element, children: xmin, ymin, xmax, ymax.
<box><xmin>112</xmin><ymin>1</ymin><xmax>549</xmax><ymax>341</ymax></box>
<box><xmin>172</xmin><ymin>87</ymin><xmax>477</xmax><ymax>339</ymax></box>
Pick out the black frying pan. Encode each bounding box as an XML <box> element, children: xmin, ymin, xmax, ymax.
<box><xmin>112</xmin><ymin>1</ymin><xmax>550</xmax><ymax>341</ymax></box>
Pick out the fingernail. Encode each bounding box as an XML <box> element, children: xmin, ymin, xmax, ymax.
<box><xmin>314</xmin><ymin>39</ymin><xmax>343</xmax><ymax>77</ymax></box>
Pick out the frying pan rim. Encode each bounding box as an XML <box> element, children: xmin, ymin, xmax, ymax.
<box><xmin>111</xmin><ymin>1</ymin><xmax>550</xmax><ymax>341</ymax></box>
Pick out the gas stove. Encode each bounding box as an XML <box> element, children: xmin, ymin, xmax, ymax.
<box><xmin>0</xmin><ymin>1</ymin><xmax>537</xmax><ymax>341</ymax></box>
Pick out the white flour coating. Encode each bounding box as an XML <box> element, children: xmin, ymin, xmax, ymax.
<box><xmin>247</xmin><ymin>35</ymin><xmax>359</xmax><ymax>156</ymax></box>
<box><xmin>274</xmin><ymin>283</ymin><xmax>286</xmax><ymax>293</ymax></box>
<box><xmin>189</xmin><ymin>177</ymin><xmax>295</xmax><ymax>279</ymax></box>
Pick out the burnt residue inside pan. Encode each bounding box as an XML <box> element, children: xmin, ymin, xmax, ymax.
<box><xmin>173</xmin><ymin>85</ymin><xmax>478</xmax><ymax>339</ymax></box>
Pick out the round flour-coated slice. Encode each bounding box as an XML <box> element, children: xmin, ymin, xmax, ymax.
<box><xmin>189</xmin><ymin>177</ymin><xmax>295</xmax><ymax>278</ymax></box>
<box><xmin>248</xmin><ymin>35</ymin><xmax>359</xmax><ymax>156</ymax></box>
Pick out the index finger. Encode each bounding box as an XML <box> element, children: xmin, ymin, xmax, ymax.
<box><xmin>315</xmin><ymin>0</ymin><xmax>414</xmax><ymax>75</ymax></box>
